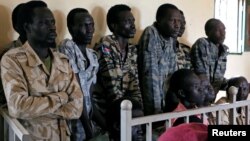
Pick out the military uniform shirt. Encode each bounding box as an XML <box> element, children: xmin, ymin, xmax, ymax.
<box><xmin>93</xmin><ymin>35</ymin><xmax>142</xmax><ymax>115</ymax></box>
<box><xmin>176</xmin><ymin>41</ymin><xmax>192</xmax><ymax>69</ymax></box>
<box><xmin>191</xmin><ymin>37</ymin><xmax>228</xmax><ymax>94</ymax></box>
<box><xmin>1</xmin><ymin>42</ymin><xmax>83</xmax><ymax>141</ymax></box>
<box><xmin>138</xmin><ymin>24</ymin><xmax>177</xmax><ymax>115</ymax></box>
<box><xmin>59</xmin><ymin>39</ymin><xmax>99</xmax><ymax>141</ymax></box>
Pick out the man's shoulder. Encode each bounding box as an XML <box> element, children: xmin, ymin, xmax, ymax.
<box><xmin>3</xmin><ymin>46</ymin><xmax>26</xmax><ymax>58</ymax></box>
<box><xmin>58</xmin><ymin>38</ymin><xmax>75</xmax><ymax>49</ymax></box>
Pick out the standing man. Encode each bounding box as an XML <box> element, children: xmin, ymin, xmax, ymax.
<box><xmin>93</xmin><ymin>4</ymin><xmax>142</xmax><ymax>123</ymax></box>
<box><xmin>191</xmin><ymin>18</ymin><xmax>228</xmax><ymax>95</ymax></box>
<box><xmin>138</xmin><ymin>3</ymin><xmax>181</xmax><ymax>115</ymax></box>
<box><xmin>175</xmin><ymin>10</ymin><xmax>192</xmax><ymax>70</ymax></box>
<box><xmin>1</xmin><ymin>1</ymin><xmax>83</xmax><ymax>140</ymax></box>
<box><xmin>59</xmin><ymin>8</ymin><xmax>100</xmax><ymax>141</ymax></box>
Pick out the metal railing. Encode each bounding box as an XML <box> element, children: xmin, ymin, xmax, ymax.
<box><xmin>0</xmin><ymin>107</ymin><xmax>31</xmax><ymax>141</ymax></box>
<box><xmin>120</xmin><ymin>86</ymin><xmax>250</xmax><ymax>141</ymax></box>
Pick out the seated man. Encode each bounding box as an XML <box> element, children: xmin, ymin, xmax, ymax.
<box><xmin>0</xmin><ymin>3</ymin><xmax>26</xmax><ymax>105</ymax></box>
<box><xmin>211</xmin><ymin>76</ymin><xmax>249</xmax><ymax>125</ymax></box>
<box><xmin>106</xmin><ymin>97</ymin><xmax>144</xmax><ymax>141</ymax></box>
<box><xmin>1</xmin><ymin>1</ymin><xmax>83</xmax><ymax>140</ymax></box>
<box><xmin>164</xmin><ymin>69</ymin><xmax>207</xmax><ymax>126</ymax></box>
<box><xmin>191</xmin><ymin>18</ymin><xmax>228</xmax><ymax>95</ymax></box>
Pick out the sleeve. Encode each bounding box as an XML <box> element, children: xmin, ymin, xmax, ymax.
<box><xmin>138</xmin><ymin>28</ymin><xmax>161</xmax><ymax>115</ymax></box>
<box><xmin>54</xmin><ymin>68</ymin><xmax>83</xmax><ymax>119</ymax></box>
<box><xmin>1</xmin><ymin>55</ymin><xmax>69</xmax><ymax>119</ymax></box>
<box><xmin>59</xmin><ymin>41</ymin><xmax>79</xmax><ymax>73</ymax></box>
<box><xmin>127</xmin><ymin>63</ymin><xmax>143</xmax><ymax>107</ymax></box>
<box><xmin>190</xmin><ymin>39</ymin><xmax>207</xmax><ymax>75</ymax></box>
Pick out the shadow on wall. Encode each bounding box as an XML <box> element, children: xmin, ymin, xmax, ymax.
<box><xmin>0</xmin><ymin>5</ymin><xmax>12</xmax><ymax>52</ymax></box>
<box><xmin>131</xmin><ymin>6</ymin><xmax>142</xmax><ymax>45</ymax></box>
<box><xmin>53</xmin><ymin>10</ymin><xmax>66</xmax><ymax>44</ymax></box>
<box><xmin>91</xmin><ymin>6</ymin><xmax>106</xmax><ymax>48</ymax></box>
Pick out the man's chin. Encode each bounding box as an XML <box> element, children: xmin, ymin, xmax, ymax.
<box><xmin>47</xmin><ymin>42</ymin><xmax>56</xmax><ymax>48</ymax></box>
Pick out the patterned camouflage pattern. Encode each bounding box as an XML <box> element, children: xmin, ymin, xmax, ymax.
<box><xmin>191</xmin><ymin>38</ymin><xmax>228</xmax><ymax>94</ymax></box>
<box><xmin>93</xmin><ymin>35</ymin><xmax>142</xmax><ymax>116</ymax></box>
<box><xmin>59</xmin><ymin>39</ymin><xmax>99</xmax><ymax>141</ymax></box>
<box><xmin>1</xmin><ymin>42</ymin><xmax>83</xmax><ymax>141</ymax></box>
<box><xmin>176</xmin><ymin>41</ymin><xmax>192</xmax><ymax>69</ymax></box>
<box><xmin>138</xmin><ymin>24</ymin><xmax>177</xmax><ymax>115</ymax></box>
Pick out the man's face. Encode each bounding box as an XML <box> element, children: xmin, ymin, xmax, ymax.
<box><xmin>208</xmin><ymin>21</ymin><xmax>226</xmax><ymax>45</ymax></box>
<box><xmin>158</xmin><ymin>8</ymin><xmax>181</xmax><ymax>38</ymax></box>
<box><xmin>114</xmin><ymin>11</ymin><xmax>136</xmax><ymax>38</ymax></box>
<box><xmin>71</xmin><ymin>12</ymin><xmax>94</xmax><ymax>44</ymax></box>
<box><xmin>28</xmin><ymin>7</ymin><xmax>57</xmax><ymax>47</ymax></box>
<box><xmin>235</xmin><ymin>79</ymin><xmax>249</xmax><ymax>101</ymax></box>
<box><xmin>184</xmin><ymin>74</ymin><xmax>205</xmax><ymax>107</ymax></box>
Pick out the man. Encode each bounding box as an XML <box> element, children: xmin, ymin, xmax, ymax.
<box><xmin>0</xmin><ymin>3</ymin><xmax>26</xmax><ymax>105</ymax></box>
<box><xmin>138</xmin><ymin>3</ymin><xmax>181</xmax><ymax>115</ymax></box>
<box><xmin>93</xmin><ymin>4</ymin><xmax>142</xmax><ymax>123</ymax></box>
<box><xmin>191</xmin><ymin>18</ymin><xmax>228</xmax><ymax>95</ymax></box>
<box><xmin>175</xmin><ymin>10</ymin><xmax>192</xmax><ymax>69</ymax></box>
<box><xmin>1</xmin><ymin>1</ymin><xmax>83</xmax><ymax>140</ymax></box>
<box><xmin>59</xmin><ymin>8</ymin><xmax>100</xmax><ymax>141</ymax></box>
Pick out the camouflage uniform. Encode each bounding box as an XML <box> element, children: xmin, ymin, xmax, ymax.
<box><xmin>0</xmin><ymin>38</ymin><xmax>22</xmax><ymax>105</ymax></box>
<box><xmin>138</xmin><ymin>24</ymin><xmax>177</xmax><ymax>115</ymax></box>
<box><xmin>59</xmin><ymin>39</ymin><xmax>99</xmax><ymax>141</ymax></box>
<box><xmin>93</xmin><ymin>35</ymin><xmax>142</xmax><ymax>117</ymax></box>
<box><xmin>1</xmin><ymin>42</ymin><xmax>83</xmax><ymax>141</ymax></box>
<box><xmin>175</xmin><ymin>41</ymin><xmax>192</xmax><ymax>69</ymax></box>
<box><xmin>191</xmin><ymin>37</ymin><xmax>228</xmax><ymax>94</ymax></box>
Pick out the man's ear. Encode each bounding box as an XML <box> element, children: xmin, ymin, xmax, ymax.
<box><xmin>23</xmin><ymin>23</ymin><xmax>30</xmax><ymax>34</ymax></box>
<box><xmin>110</xmin><ymin>23</ymin><xmax>116</xmax><ymax>32</ymax></box>
<box><xmin>178</xmin><ymin>89</ymin><xmax>185</xmax><ymax>99</ymax></box>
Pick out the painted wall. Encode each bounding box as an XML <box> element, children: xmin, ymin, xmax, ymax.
<box><xmin>0</xmin><ymin>0</ymin><xmax>249</xmax><ymax>80</ymax></box>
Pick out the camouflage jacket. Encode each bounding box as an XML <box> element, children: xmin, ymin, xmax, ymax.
<box><xmin>93</xmin><ymin>35</ymin><xmax>142</xmax><ymax>115</ymax></box>
<box><xmin>176</xmin><ymin>41</ymin><xmax>192</xmax><ymax>69</ymax></box>
<box><xmin>191</xmin><ymin>37</ymin><xmax>228</xmax><ymax>94</ymax></box>
<box><xmin>1</xmin><ymin>42</ymin><xmax>83</xmax><ymax>141</ymax></box>
<box><xmin>138</xmin><ymin>24</ymin><xmax>177</xmax><ymax>115</ymax></box>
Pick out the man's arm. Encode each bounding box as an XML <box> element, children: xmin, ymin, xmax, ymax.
<box><xmin>1</xmin><ymin>55</ymin><xmax>68</xmax><ymax>119</ymax></box>
<box><xmin>138</xmin><ymin>28</ymin><xmax>160</xmax><ymax>115</ymax></box>
<box><xmin>190</xmin><ymin>38</ymin><xmax>208</xmax><ymax>75</ymax></box>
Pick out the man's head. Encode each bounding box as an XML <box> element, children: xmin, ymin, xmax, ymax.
<box><xmin>22</xmin><ymin>1</ymin><xmax>57</xmax><ymax>48</ymax></box>
<box><xmin>106</xmin><ymin>97</ymin><xmax>144</xmax><ymax>141</ymax></box>
<box><xmin>205</xmin><ymin>18</ymin><xmax>225</xmax><ymax>45</ymax></box>
<box><xmin>12</xmin><ymin>3</ymin><xmax>25</xmax><ymax>34</ymax></box>
<box><xmin>155</xmin><ymin>3</ymin><xmax>181</xmax><ymax>38</ymax></box>
<box><xmin>107</xmin><ymin>4</ymin><xmax>136</xmax><ymax>38</ymax></box>
<box><xmin>227</xmin><ymin>77</ymin><xmax>249</xmax><ymax>101</ymax></box>
<box><xmin>169</xmin><ymin>69</ymin><xmax>204</xmax><ymax>108</ymax></box>
<box><xmin>177</xmin><ymin>10</ymin><xmax>186</xmax><ymax>37</ymax></box>
<box><xmin>67</xmin><ymin>8</ymin><xmax>94</xmax><ymax>45</ymax></box>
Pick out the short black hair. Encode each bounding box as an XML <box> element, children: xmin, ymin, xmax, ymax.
<box><xmin>12</xmin><ymin>3</ymin><xmax>25</xmax><ymax>32</ymax></box>
<box><xmin>156</xmin><ymin>3</ymin><xmax>178</xmax><ymax>22</ymax></box>
<box><xmin>20</xmin><ymin>0</ymin><xmax>47</xmax><ymax>26</ymax></box>
<box><xmin>67</xmin><ymin>8</ymin><xmax>89</xmax><ymax>34</ymax></box>
<box><xmin>106</xmin><ymin>4</ymin><xmax>131</xmax><ymax>32</ymax></box>
<box><xmin>169</xmin><ymin>69</ymin><xmax>196</xmax><ymax>93</ymax></box>
<box><xmin>204</xmin><ymin>18</ymin><xmax>221</xmax><ymax>35</ymax></box>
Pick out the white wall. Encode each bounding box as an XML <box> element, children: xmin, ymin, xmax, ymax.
<box><xmin>0</xmin><ymin>0</ymin><xmax>249</xmax><ymax>80</ymax></box>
